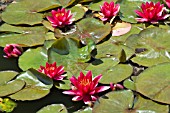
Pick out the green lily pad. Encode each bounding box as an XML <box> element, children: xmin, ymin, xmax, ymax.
<box><xmin>93</xmin><ymin>90</ymin><xmax>168</xmax><ymax>113</ymax></box>
<box><xmin>2</xmin><ymin>0</ymin><xmax>60</xmax><ymax>25</ymax></box>
<box><xmin>74</xmin><ymin>107</ymin><xmax>92</xmax><ymax>113</ymax></box>
<box><xmin>100</xmin><ymin>64</ymin><xmax>133</xmax><ymax>84</ymax></box>
<box><xmin>19</xmin><ymin>46</ymin><xmax>48</xmax><ymax>71</ymax></box>
<box><xmin>126</xmin><ymin>27</ymin><xmax>170</xmax><ymax>67</ymax></box>
<box><xmin>0</xmin><ymin>71</ymin><xmax>18</xmax><ymax>85</ymax></box>
<box><xmin>123</xmin><ymin>76</ymin><xmax>137</xmax><ymax>91</ymax></box>
<box><xmin>0</xmin><ymin>79</ymin><xmax>25</xmax><ymax>97</ymax></box>
<box><xmin>95</xmin><ymin>39</ymin><xmax>134</xmax><ymax>61</ymax></box>
<box><xmin>37</xmin><ymin>104</ymin><xmax>67</xmax><ymax>113</ymax></box>
<box><xmin>136</xmin><ymin>63</ymin><xmax>170</xmax><ymax>104</ymax></box>
<box><xmin>76</xmin><ymin>18</ymin><xmax>111</xmax><ymax>44</ymax></box>
<box><xmin>70</xmin><ymin>5</ymin><xmax>85</xmax><ymax>21</ymax></box>
<box><xmin>0</xmin><ymin>24</ymin><xmax>47</xmax><ymax>47</ymax></box>
<box><xmin>48</xmin><ymin>37</ymin><xmax>91</xmax><ymax>76</ymax></box>
<box><xmin>57</xmin><ymin>0</ymin><xmax>75</xmax><ymax>7</ymax></box>
<box><xmin>9</xmin><ymin>69</ymin><xmax>53</xmax><ymax>100</ymax></box>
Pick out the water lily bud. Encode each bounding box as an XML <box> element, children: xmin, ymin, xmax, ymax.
<box><xmin>3</xmin><ymin>44</ymin><xmax>23</xmax><ymax>58</ymax></box>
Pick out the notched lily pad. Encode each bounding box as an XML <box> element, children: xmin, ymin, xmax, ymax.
<box><xmin>0</xmin><ymin>79</ymin><xmax>25</xmax><ymax>97</ymax></box>
<box><xmin>9</xmin><ymin>70</ymin><xmax>53</xmax><ymax>100</ymax></box>
<box><xmin>0</xmin><ymin>71</ymin><xmax>18</xmax><ymax>85</ymax></box>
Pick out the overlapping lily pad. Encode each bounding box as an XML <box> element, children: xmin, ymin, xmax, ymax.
<box><xmin>48</xmin><ymin>37</ymin><xmax>92</xmax><ymax>76</ymax></box>
<box><xmin>76</xmin><ymin>18</ymin><xmax>111</xmax><ymax>43</ymax></box>
<box><xmin>70</xmin><ymin>5</ymin><xmax>85</xmax><ymax>21</ymax></box>
<box><xmin>0</xmin><ymin>79</ymin><xmax>25</xmax><ymax>97</ymax></box>
<box><xmin>2</xmin><ymin>0</ymin><xmax>60</xmax><ymax>25</ymax></box>
<box><xmin>0</xmin><ymin>71</ymin><xmax>18</xmax><ymax>85</ymax></box>
<box><xmin>126</xmin><ymin>27</ymin><xmax>170</xmax><ymax>66</ymax></box>
<box><xmin>136</xmin><ymin>63</ymin><xmax>170</xmax><ymax>104</ymax></box>
<box><xmin>93</xmin><ymin>90</ymin><xmax>168</xmax><ymax>113</ymax></box>
<box><xmin>9</xmin><ymin>69</ymin><xmax>53</xmax><ymax>100</ymax></box>
<box><xmin>0</xmin><ymin>24</ymin><xmax>47</xmax><ymax>47</ymax></box>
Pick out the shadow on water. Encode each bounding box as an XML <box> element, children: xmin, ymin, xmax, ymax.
<box><xmin>0</xmin><ymin>47</ymin><xmax>84</xmax><ymax>113</ymax></box>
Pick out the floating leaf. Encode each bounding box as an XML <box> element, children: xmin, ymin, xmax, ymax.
<box><xmin>126</xmin><ymin>27</ymin><xmax>170</xmax><ymax>66</ymax></box>
<box><xmin>0</xmin><ymin>24</ymin><xmax>47</xmax><ymax>47</ymax></box>
<box><xmin>9</xmin><ymin>69</ymin><xmax>53</xmax><ymax>100</ymax></box>
<box><xmin>136</xmin><ymin>63</ymin><xmax>170</xmax><ymax>104</ymax></box>
<box><xmin>93</xmin><ymin>90</ymin><xmax>168</xmax><ymax>113</ymax></box>
<box><xmin>0</xmin><ymin>71</ymin><xmax>18</xmax><ymax>85</ymax></box>
<box><xmin>19</xmin><ymin>46</ymin><xmax>48</xmax><ymax>71</ymax></box>
<box><xmin>70</xmin><ymin>5</ymin><xmax>85</xmax><ymax>21</ymax></box>
<box><xmin>48</xmin><ymin>37</ymin><xmax>90</xmax><ymax>76</ymax></box>
<box><xmin>0</xmin><ymin>79</ymin><xmax>25</xmax><ymax>97</ymax></box>
<box><xmin>76</xmin><ymin>18</ymin><xmax>111</xmax><ymax>43</ymax></box>
<box><xmin>2</xmin><ymin>0</ymin><xmax>60</xmax><ymax>25</ymax></box>
<box><xmin>74</xmin><ymin>107</ymin><xmax>92</xmax><ymax>113</ymax></box>
<box><xmin>37</xmin><ymin>104</ymin><xmax>67</xmax><ymax>113</ymax></box>
<box><xmin>112</xmin><ymin>22</ymin><xmax>131</xmax><ymax>36</ymax></box>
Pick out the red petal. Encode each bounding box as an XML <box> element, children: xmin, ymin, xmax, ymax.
<box><xmin>92</xmin><ymin>74</ymin><xmax>102</xmax><ymax>87</ymax></box>
<box><xmin>62</xmin><ymin>90</ymin><xmax>78</xmax><ymax>95</ymax></box>
<box><xmin>70</xmin><ymin>76</ymin><xmax>78</xmax><ymax>87</ymax></box>
<box><xmin>95</xmin><ymin>86</ymin><xmax>110</xmax><ymax>93</ymax></box>
<box><xmin>72</xmin><ymin>96</ymin><xmax>83</xmax><ymax>101</ymax></box>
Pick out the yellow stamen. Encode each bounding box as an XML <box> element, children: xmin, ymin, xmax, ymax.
<box><xmin>56</xmin><ymin>13</ymin><xmax>64</xmax><ymax>17</ymax></box>
<box><xmin>80</xmin><ymin>79</ymin><xmax>90</xmax><ymax>86</ymax></box>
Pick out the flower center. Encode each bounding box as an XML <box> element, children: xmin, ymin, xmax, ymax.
<box><xmin>56</xmin><ymin>13</ymin><xmax>64</xmax><ymax>17</ymax></box>
<box><xmin>80</xmin><ymin>79</ymin><xmax>90</xmax><ymax>86</ymax></box>
<box><xmin>47</xmin><ymin>67</ymin><xmax>55</xmax><ymax>71</ymax></box>
<box><xmin>146</xmin><ymin>7</ymin><xmax>154</xmax><ymax>11</ymax></box>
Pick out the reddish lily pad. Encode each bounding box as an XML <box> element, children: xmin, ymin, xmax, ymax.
<box><xmin>136</xmin><ymin>63</ymin><xmax>170</xmax><ymax>104</ymax></box>
<box><xmin>112</xmin><ymin>22</ymin><xmax>131</xmax><ymax>36</ymax></box>
<box><xmin>93</xmin><ymin>90</ymin><xmax>168</xmax><ymax>113</ymax></box>
<box><xmin>2</xmin><ymin>0</ymin><xmax>60</xmax><ymax>25</ymax></box>
<box><xmin>0</xmin><ymin>24</ymin><xmax>47</xmax><ymax>47</ymax></box>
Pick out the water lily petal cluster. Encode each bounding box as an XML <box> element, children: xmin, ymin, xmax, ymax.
<box><xmin>165</xmin><ymin>0</ymin><xmax>170</xmax><ymax>8</ymax></box>
<box><xmin>47</xmin><ymin>8</ymin><xmax>74</xmax><ymax>28</ymax></box>
<box><xmin>38</xmin><ymin>62</ymin><xmax>65</xmax><ymax>80</ymax></box>
<box><xmin>3</xmin><ymin>44</ymin><xmax>23</xmax><ymax>58</ymax></box>
<box><xmin>135</xmin><ymin>2</ymin><xmax>170</xmax><ymax>23</ymax></box>
<box><xmin>63</xmin><ymin>71</ymin><xmax>110</xmax><ymax>104</ymax></box>
<box><xmin>100</xmin><ymin>1</ymin><xmax>120</xmax><ymax>22</ymax></box>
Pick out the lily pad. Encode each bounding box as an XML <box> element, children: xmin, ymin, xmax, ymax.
<box><xmin>19</xmin><ymin>46</ymin><xmax>48</xmax><ymax>71</ymax></box>
<box><xmin>0</xmin><ymin>98</ymin><xmax>17</xmax><ymax>113</ymax></box>
<box><xmin>93</xmin><ymin>90</ymin><xmax>168</xmax><ymax>113</ymax></box>
<box><xmin>9</xmin><ymin>69</ymin><xmax>53</xmax><ymax>100</ymax></box>
<box><xmin>0</xmin><ymin>79</ymin><xmax>25</xmax><ymax>97</ymax></box>
<box><xmin>0</xmin><ymin>71</ymin><xmax>18</xmax><ymax>85</ymax></box>
<box><xmin>48</xmin><ymin>37</ymin><xmax>91</xmax><ymax>76</ymax></box>
<box><xmin>76</xmin><ymin>18</ymin><xmax>111</xmax><ymax>44</ymax></box>
<box><xmin>136</xmin><ymin>63</ymin><xmax>170</xmax><ymax>104</ymax></box>
<box><xmin>126</xmin><ymin>27</ymin><xmax>170</xmax><ymax>66</ymax></box>
<box><xmin>37</xmin><ymin>104</ymin><xmax>67</xmax><ymax>113</ymax></box>
<box><xmin>57</xmin><ymin>0</ymin><xmax>75</xmax><ymax>7</ymax></box>
<box><xmin>95</xmin><ymin>39</ymin><xmax>134</xmax><ymax>61</ymax></box>
<box><xmin>0</xmin><ymin>24</ymin><xmax>47</xmax><ymax>47</ymax></box>
<box><xmin>2</xmin><ymin>0</ymin><xmax>60</xmax><ymax>25</ymax></box>
<box><xmin>70</xmin><ymin>5</ymin><xmax>85</xmax><ymax>21</ymax></box>
<box><xmin>112</xmin><ymin>22</ymin><xmax>131</xmax><ymax>36</ymax></box>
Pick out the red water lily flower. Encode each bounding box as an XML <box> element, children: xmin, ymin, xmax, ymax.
<box><xmin>47</xmin><ymin>8</ymin><xmax>74</xmax><ymax>28</ymax></box>
<box><xmin>38</xmin><ymin>62</ymin><xmax>65</xmax><ymax>80</ymax></box>
<box><xmin>165</xmin><ymin>0</ymin><xmax>170</xmax><ymax>8</ymax></box>
<box><xmin>100</xmin><ymin>1</ymin><xmax>120</xmax><ymax>22</ymax></box>
<box><xmin>3</xmin><ymin>44</ymin><xmax>23</xmax><ymax>58</ymax></box>
<box><xmin>135</xmin><ymin>2</ymin><xmax>170</xmax><ymax>24</ymax></box>
<box><xmin>63</xmin><ymin>71</ymin><xmax>110</xmax><ymax>105</ymax></box>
